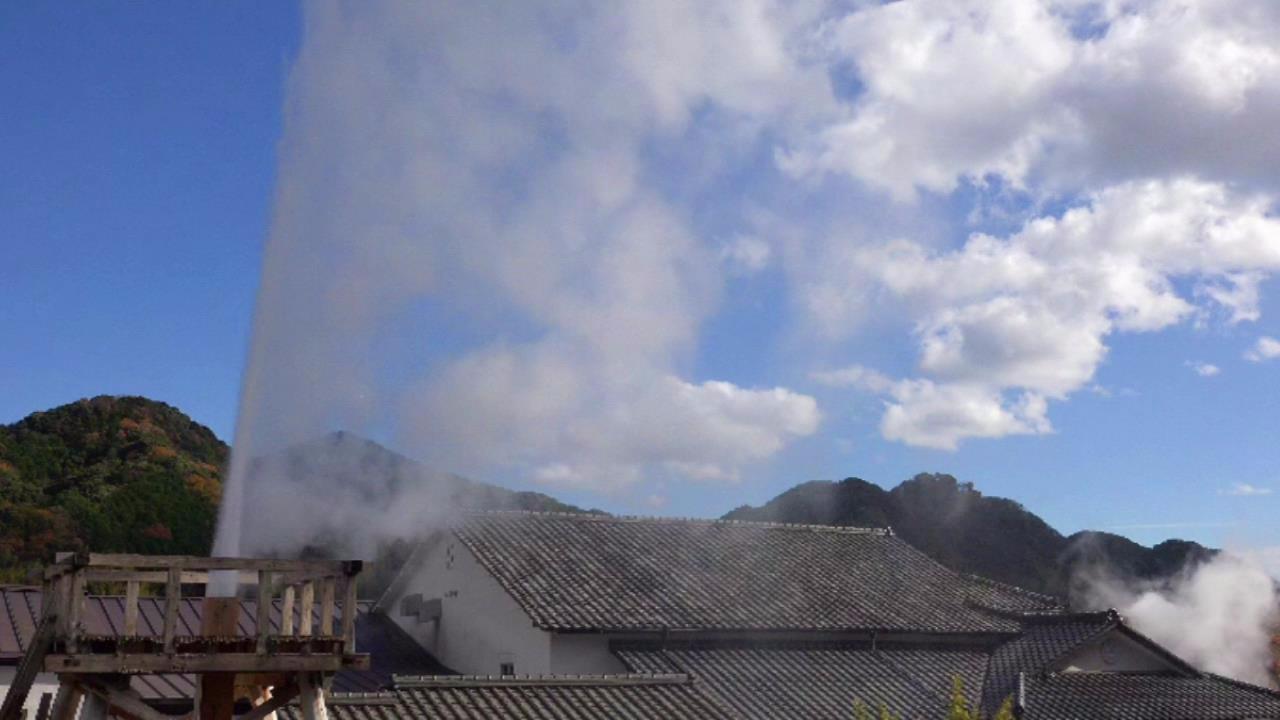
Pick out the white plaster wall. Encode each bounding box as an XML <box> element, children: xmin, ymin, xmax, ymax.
<box><xmin>1056</xmin><ymin>630</ymin><xmax>1179</xmax><ymax>673</ymax></box>
<box><xmin>549</xmin><ymin>634</ymin><xmax>627</xmax><ymax>674</ymax></box>
<box><xmin>0</xmin><ymin>669</ymin><xmax>62</xmax><ymax>718</ymax></box>
<box><xmin>387</xmin><ymin>534</ymin><xmax>553</xmax><ymax>675</ymax></box>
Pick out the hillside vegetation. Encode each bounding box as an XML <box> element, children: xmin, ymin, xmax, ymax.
<box><xmin>725</xmin><ymin>474</ymin><xmax>1215</xmax><ymax>600</ymax></box>
<box><xmin>0</xmin><ymin>396</ymin><xmax>225</xmax><ymax>581</ymax></box>
<box><xmin>0</xmin><ymin>396</ymin><xmax>585</xmax><ymax>587</ymax></box>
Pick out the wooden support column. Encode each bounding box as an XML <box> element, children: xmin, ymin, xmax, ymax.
<box><xmin>47</xmin><ymin>685</ymin><xmax>81</xmax><ymax>720</ymax></box>
<box><xmin>198</xmin><ymin>597</ymin><xmax>240</xmax><ymax>720</ymax></box>
<box><xmin>297</xmin><ymin>674</ymin><xmax>328</xmax><ymax>720</ymax></box>
<box><xmin>79</xmin><ymin>692</ymin><xmax>108</xmax><ymax>720</ymax></box>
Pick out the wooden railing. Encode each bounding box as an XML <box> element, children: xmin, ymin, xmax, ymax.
<box><xmin>40</xmin><ymin>553</ymin><xmax>366</xmax><ymax>674</ymax></box>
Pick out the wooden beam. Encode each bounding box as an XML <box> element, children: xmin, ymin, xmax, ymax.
<box><xmin>124</xmin><ymin>581</ymin><xmax>140</xmax><ymax>636</ymax></box>
<box><xmin>163</xmin><ymin>568</ymin><xmax>181</xmax><ymax>654</ymax></box>
<box><xmin>0</xmin><ymin>614</ymin><xmax>55</xmax><ymax>720</ymax></box>
<box><xmin>64</xmin><ymin>555</ymin><xmax>347</xmax><ymax>575</ymax></box>
<box><xmin>236</xmin><ymin>683</ymin><xmax>298</xmax><ymax>720</ymax></box>
<box><xmin>43</xmin><ymin>653</ymin><xmax>365</xmax><ymax>674</ymax></box>
<box><xmin>79</xmin><ymin>681</ymin><xmax>176</xmax><ymax>720</ymax></box>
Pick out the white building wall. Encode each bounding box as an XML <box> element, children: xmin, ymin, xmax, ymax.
<box><xmin>0</xmin><ymin>669</ymin><xmax>62</xmax><ymax>718</ymax></box>
<box><xmin>549</xmin><ymin>634</ymin><xmax>627</xmax><ymax>674</ymax></box>
<box><xmin>1056</xmin><ymin>630</ymin><xmax>1179</xmax><ymax>673</ymax></box>
<box><xmin>385</xmin><ymin>534</ymin><xmax>553</xmax><ymax>675</ymax></box>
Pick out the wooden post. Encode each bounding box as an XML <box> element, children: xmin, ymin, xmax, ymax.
<box><xmin>123</xmin><ymin>580</ymin><xmax>140</xmax><ymax>636</ymax></box>
<box><xmin>198</xmin><ymin>597</ymin><xmax>240</xmax><ymax>720</ymax></box>
<box><xmin>297</xmin><ymin>674</ymin><xmax>328</xmax><ymax>720</ymax></box>
<box><xmin>78</xmin><ymin>693</ymin><xmax>107</xmax><ymax>720</ymax></box>
<box><xmin>65</xmin><ymin>573</ymin><xmax>84</xmax><ymax>654</ymax></box>
<box><xmin>318</xmin><ymin>578</ymin><xmax>335</xmax><ymax>637</ymax></box>
<box><xmin>256</xmin><ymin>571</ymin><xmax>273</xmax><ymax>654</ymax></box>
<box><xmin>341</xmin><ymin>577</ymin><xmax>357</xmax><ymax>654</ymax></box>
<box><xmin>162</xmin><ymin>568</ymin><xmax>180</xmax><ymax>654</ymax></box>
<box><xmin>46</xmin><ymin>685</ymin><xmax>81</xmax><ymax>720</ymax></box>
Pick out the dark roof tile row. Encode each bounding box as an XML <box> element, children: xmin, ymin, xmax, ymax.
<box><xmin>454</xmin><ymin>512</ymin><xmax>1023</xmax><ymax>634</ymax></box>
<box><xmin>617</xmin><ymin>641</ymin><xmax>989</xmax><ymax>719</ymax></box>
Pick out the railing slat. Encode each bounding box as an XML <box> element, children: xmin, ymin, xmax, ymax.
<box><xmin>162</xmin><ymin>568</ymin><xmax>180</xmax><ymax>653</ymax></box>
<box><xmin>299</xmin><ymin>582</ymin><xmax>314</xmax><ymax>637</ymax></box>
<box><xmin>123</xmin><ymin>581</ymin><xmax>139</xmax><ymax>636</ymax></box>
<box><xmin>319</xmin><ymin>578</ymin><xmax>335</xmax><ymax>637</ymax></box>
<box><xmin>281</xmin><ymin>585</ymin><xmax>295</xmax><ymax>637</ymax></box>
<box><xmin>256</xmin><ymin>570</ymin><xmax>273</xmax><ymax>654</ymax></box>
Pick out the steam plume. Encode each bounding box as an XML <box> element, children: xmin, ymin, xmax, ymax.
<box><xmin>213</xmin><ymin>1</ymin><xmax>824</xmax><ymax>559</ymax></box>
<box><xmin>1079</xmin><ymin>551</ymin><xmax>1280</xmax><ymax>687</ymax></box>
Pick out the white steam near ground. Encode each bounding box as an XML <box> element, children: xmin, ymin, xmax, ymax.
<box><xmin>1078</xmin><ymin>551</ymin><xmax>1280</xmax><ymax>687</ymax></box>
<box><xmin>216</xmin><ymin>0</ymin><xmax>1280</xmax><ymax>606</ymax></box>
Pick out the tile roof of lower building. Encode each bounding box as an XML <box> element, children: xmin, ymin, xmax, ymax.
<box><xmin>383</xmin><ymin>674</ymin><xmax>738</xmax><ymax>719</ymax></box>
<box><xmin>980</xmin><ymin>611</ymin><xmax>1119</xmax><ymax>714</ymax></box>
<box><xmin>616</xmin><ymin>640</ymin><xmax>990</xmax><ymax>719</ymax></box>
<box><xmin>453</xmin><ymin>511</ymin><xmax>1027</xmax><ymax>634</ymax></box>
<box><xmin>1023</xmin><ymin>673</ymin><xmax>1280</xmax><ymax>719</ymax></box>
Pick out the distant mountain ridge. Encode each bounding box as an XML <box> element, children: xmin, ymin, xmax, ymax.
<box><xmin>2</xmin><ymin>397</ymin><xmax>1214</xmax><ymax>603</ymax></box>
<box><xmin>724</xmin><ymin>474</ymin><xmax>1216</xmax><ymax>601</ymax></box>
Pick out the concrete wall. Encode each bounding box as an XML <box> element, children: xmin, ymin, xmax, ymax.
<box><xmin>1055</xmin><ymin>629</ymin><xmax>1179</xmax><ymax>673</ymax></box>
<box><xmin>0</xmin><ymin>668</ymin><xmax>62</xmax><ymax>718</ymax></box>
<box><xmin>386</xmin><ymin>534</ymin><xmax>554</xmax><ymax>675</ymax></box>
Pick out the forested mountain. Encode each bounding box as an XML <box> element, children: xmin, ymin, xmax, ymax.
<box><xmin>0</xmin><ymin>396</ymin><xmax>584</xmax><ymax>586</ymax></box>
<box><xmin>0</xmin><ymin>396</ymin><xmax>226</xmax><ymax>580</ymax></box>
<box><xmin>724</xmin><ymin>474</ymin><xmax>1216</xmax><ymax>600</ymax></box>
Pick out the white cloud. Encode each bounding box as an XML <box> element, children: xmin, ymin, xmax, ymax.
<box><xmin>1187</xmin><ymin>361</ymin><xmax>1221</xmax><ymax>377</ymax></box>
<box><xmin>781</xmin><ymin>0</ymin><xmax>1280</xmax><ymax>199</ymax></box>
<box><xmin>720</xmin><ymin>235</ymin><xmax>773</xmax><ymax>274</ymax></box>
<box><xmin>819</xmin><ymin>179</ymin><xmax>1280</xmax><ymax>448</ymax></box>
<box><xmin>1244</xmin><ymin>335</ymin><xmax>1280</xmax><ymax>362</ymax></box>
<box><xmin>1223</xmin><ymin>483</ymin><xmax>1273</xmax><ymax>497</ymax></box>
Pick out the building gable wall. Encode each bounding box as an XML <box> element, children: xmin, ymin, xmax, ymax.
<box><xmin>385</xmin><ymin>533</ymin><xmax>552</xmax><ymax>675</ymax></box>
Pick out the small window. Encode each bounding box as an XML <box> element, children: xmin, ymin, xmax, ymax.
<box><xmin>500</xmin><ymin>662</ymin><xmax>515</xmax><ymax>676</ymax></box>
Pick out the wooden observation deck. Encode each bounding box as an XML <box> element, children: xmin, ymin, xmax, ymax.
<box><xmin>0</xmin><ymin>554</ymin><xmax>369</xmax><ymax>720</ymax></box>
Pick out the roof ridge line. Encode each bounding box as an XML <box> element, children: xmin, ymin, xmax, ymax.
<box><xmin>462</xmin><ymin>509</ymin><xmax>893</xmax><ymax>535</ymax></box>
<box><xmin>393</xmin><ymin>672</ymin><xmax>693</xmax><ymax>688</ymax></box>
<box><xmin>962</xmin><ymin>574</ymin><xmax>1065</xmax><ymax>605</ymax></box>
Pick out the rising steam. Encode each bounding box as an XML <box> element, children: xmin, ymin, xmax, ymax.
<box><xmin>1079</xmin><ymin>551</ymin><xmax>1280</xmax><ymax>687</ymax></box>
<box><xmin>213</xmin><ymin>1</ymin><xmax>827</xmax><ymax>559</ymax></box>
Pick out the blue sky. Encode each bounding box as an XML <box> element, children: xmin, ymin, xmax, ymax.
<box><xmin>3</xmin><ymin>2</ymin><xmax>1279</xmax><ymax>554</ymax></box>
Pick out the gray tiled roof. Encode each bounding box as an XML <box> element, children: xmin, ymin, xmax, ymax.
<box><xmin>617</xmin><ymin>641</ymin><xmax>990</xmax><ymax>719</ymax></box>
<box><xmin>980</xmin><ymin>611</ymin><xmax>1118</xmax><ymax>714</ymax></box>
<box><xmin>454</xmin><ymin>511</ymin><xmax>1025</xmax><ymax>634</ymax></box>
<box><xmin>1023</xmin><ymin>673</ymin><xmax>1280</xmax><ymax>719</ymax></box>
<box><xmin>962</xmin><ymin>574</ymin><xmax>1065</xmax><ymax>615</ymax></box>
<box><xmin>381</xmin><ymin>675</ymin><xmax>737</xmax><ymax>720</ymax></box>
